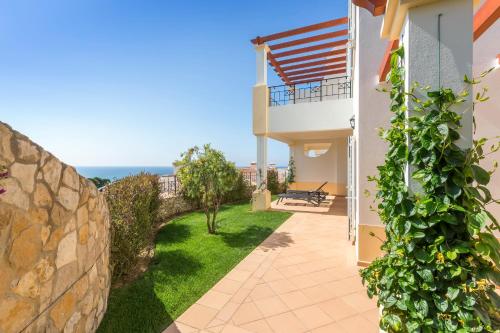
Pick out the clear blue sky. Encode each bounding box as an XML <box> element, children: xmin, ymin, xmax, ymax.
<box><xmin>0</xmin><ymin>0</ymin><xmax>347</xmax><ymax>167</ymax></box>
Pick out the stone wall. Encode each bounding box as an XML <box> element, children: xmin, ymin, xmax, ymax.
<box><xmin>158</xmin><ymin>195</ymin><xmax>197</xmax><ymax>221</ymax></box>
<box><xmin>0</xmin><ymin>122</ymin><xmax>111</xmax><ymax>333</ymax></box>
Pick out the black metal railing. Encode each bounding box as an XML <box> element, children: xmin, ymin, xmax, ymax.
<box><xmin>159</xmin><ymin>169</ymin><xmax>288</xmax><ymax>196</ymax></box>
<box><xmin>269</xmin><ymin>76</ymin><xmax>352</xmax><ymax>106</ymax></box>
<box><xmin>160</xmin><ymin>175</ymin><xmax>181</xmax><ymax>196</ymax></box>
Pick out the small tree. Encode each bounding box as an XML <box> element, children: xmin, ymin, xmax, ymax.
<box><xmin>175</xmin><ymin>145</ymin><xmax>238</xmax><ymax>234</ymax></box>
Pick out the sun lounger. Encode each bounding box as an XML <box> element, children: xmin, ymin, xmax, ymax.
<box><xmin>277</xmin><ymin>182</ymin><xmax>328</xmax><ymax>206</ymax></box>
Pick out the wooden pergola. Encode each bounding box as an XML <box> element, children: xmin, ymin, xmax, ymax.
<box><xmin>251</xmin><ymin>17</ymin><xmax>349</xmax><ymax>86</ymax></box>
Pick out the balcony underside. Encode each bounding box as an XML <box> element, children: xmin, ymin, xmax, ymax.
<box><xmin>268</xmin><ymin>128</ymin><xmax>352</xmax><ymax>145</ymax></box>
<box><xmin>267</xmin><ymin>97</ymin><xmax>353</xmax><ymax>144</ymax></box>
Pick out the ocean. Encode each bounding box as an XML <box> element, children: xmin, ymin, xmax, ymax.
<box><xmin>76</xmin><ymin>166</ymin><xmax>174</xmax><ymax>180</ymax></box>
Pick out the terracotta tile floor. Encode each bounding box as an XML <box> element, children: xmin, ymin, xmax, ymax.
<box><xmin>163</xmin><ymin>197</ymin><xmax>379</xmax><ymax>333</ymax></box>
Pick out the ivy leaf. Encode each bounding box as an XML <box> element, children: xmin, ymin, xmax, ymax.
<box><xmin>471</xmin><ymin>165</ymin><xmax>490</xmax><ymax>185</ymax></box>
<box><xmin>475</xmin><ymin>242</ymin><xmax>490</xmax><ymax>257</ymax></box>
<box><xmin>384</xmin><ymin>314</ymin><xmax>403</xmax><ymax>331</ymax></box>
<box><xmin>415</xmin><ymin>299</ymin><xmax>429</xmax><ymax>318</ymax></box>
<box><xmin>413</xmin><ymin>231</ymin><xmax>426</xmax><ymax>239</ymax></box>
<box><xmin>385</xmin><ymin>295</ymin><xmax>398</xmax><ymax>308</ymax></box>
<box><xmin>406</xmin><ymin>321</ymin><xmax>420</xmax><ymax>332</ymax></box>
<box><xmin>444</xmin><ymin>319</ymin><xmax>458</xmax><ymax>331</ymax></box>
<box><xmin>463</xmin><ymin>295</ymin><xmax>476</xmax><ymax>308</ymax></box>
<box><xmin>415</xmin><ymin>249</ymin><xmax>433</xmax><ymax>263</ymax></box>
<box><xmin>450</xmin><ymin>266</ymin><xmax>462</xmax><ymax>278</ymax></box>
<box><xmin>446</xmin><ymin>287</ymin><xmax>460</xmax><ymax>301</ymax></box>
<box><xmin>437</xmin><ymin>124</ymin><xmax>449</xmax><ymax>137</ymax></box>
<box><xmin>418</xmin><ymin>269</ymin><xmax>434</xmax><ymax>283</ymax></box>
<box><xmin>433</xmin><ymin>295</ymin><xmax>449</xmax><ymax>312</ymax></box>
<box><xmin>446</xmin><ymin>250</ymin><xmax>458</xmax><ymax>260</ymax></box>
<box><xmin>468</xmin><ymin>212</ymin><xmax>487</xmax><ymax>233</ymax></box>
<box><xmin>445</xmin><ymin>182</ymin><xmax>462</xmax><ymax>199</ymax></box>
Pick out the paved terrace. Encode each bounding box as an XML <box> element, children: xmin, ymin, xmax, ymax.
<box><xmin>164</xmin><ymin>197</ymin><xmax>378</xmax><ymax>333</ymax></box>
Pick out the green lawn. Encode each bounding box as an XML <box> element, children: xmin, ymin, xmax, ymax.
<box><xmin>97</xmin><ymin>200</ymin><xmax>291</xmax><ymax>333</ymax></box>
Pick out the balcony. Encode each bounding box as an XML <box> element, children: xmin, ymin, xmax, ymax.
<box><xmin>269</xmin><ymin>76</ymin><xmax>352</xmax><ymax>106</ymax></box>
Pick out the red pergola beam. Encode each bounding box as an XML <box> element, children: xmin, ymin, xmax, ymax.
<box><xmin>281</xmin><ymin>56</ymin><xmax>346</xmax><ymax>71</ymax></box>
<box><xmin>473</xmin><ymin>0</ymin><xmax>500</xmax><ymax>41</ymax></box>
<box><xmin>284</xmin><ymin>63</ymin><xmax>346</xmax><ymax>77</ymax></box>
<box><xmin>378</xmin><ymin>39</ymin><xmax>400</xmax><ymax>82</ymax></box>
<box><xmin>288</xmin><ymin>69</ymin><xmax>346</xmax><ymax>81</ymax></box>
<box><xmin>278</xmin><ymin>48</ymin><xmax>347</xmax><ymax>65</ymax></box>
<box><xmin>269</xmin><ymin>30</ymin><xmax>348</xmax><ymax>51</ymax></box>
<box><xmin>251</xmin><ymin>17</ymin><xmax>348</xmax><ymax>45</ymax></box>
<box><xmin>272</xmin><ymin>39</ymin><xmax>348</xmax><ymax>58</ymax></box>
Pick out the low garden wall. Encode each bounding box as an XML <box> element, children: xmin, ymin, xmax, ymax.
<box><xmin>0</xmin><ymin>122</ymin><xmax>110</xmax><ymax>333</ymax></box>
<box><xmin>158</xmin><ymin>195</ymin><xmax>197</xmax><ymax>220</ymax></box>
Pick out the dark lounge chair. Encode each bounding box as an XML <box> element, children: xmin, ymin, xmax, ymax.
<box><xmin>277</xmin><ymin>182</ymin><xmax>329</xmax><ymax>206</ymax></box>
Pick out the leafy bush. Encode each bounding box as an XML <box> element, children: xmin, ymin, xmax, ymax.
<box><xmin>224</xmin><ymin>172</ymin><xmax>254</xmax><ymax>203</ymax></box>
<box><xmin>361</xmin><ymin>47</ymin><xmax>499</xmax><ymax>332</ymax></box>
<box><xmin>267</xmin><ymin>169</ymin><xmax>281</xmax><ymax>194</ymax></box>
<box><xmin>105</xmin><ymin>172</ymin><xmax>161</xmax><ymax>281</ymax></box>
<box><xmin>175</xmin><ymin>144</ymin><xmax>239</xmax><ymax>234</ymax></box>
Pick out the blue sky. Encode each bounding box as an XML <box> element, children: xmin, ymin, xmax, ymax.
<box><xmin>0</xmin><ymin>0</ymin><xmax>347</xmax><ymax>166</ymax></box>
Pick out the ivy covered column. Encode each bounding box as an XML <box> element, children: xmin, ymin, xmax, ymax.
<box><xmin>402</xmin><ymin>0</ymin><xmax>473</xmax><ymax>192</ymax></box>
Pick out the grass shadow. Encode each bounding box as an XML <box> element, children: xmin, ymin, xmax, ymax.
<box><xmin>98</xmin><ymin>249</ymin><xmax>202</xmax><ymax>333</ymax></box>
<box><xmin>150</xmin><ymin>249</ymin><xmax>203</xmax><ymax>276</ymax></box>
<box><xmin>156</xmin><ymin>222</ymin><xmax>191</xmax><ymax>244</ymax></box>
<box><xmin>97</xmin><ymin>274</ymin><xmax>171</xmax><ymax>333</ymax></box>
<box><xmin>219</xmin><ymin>225</ymin><xmax>294</xmax><ymax>250</ymax></box>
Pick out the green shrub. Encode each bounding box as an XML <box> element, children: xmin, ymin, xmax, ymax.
<box><xmin>105</xmin><ymin>172</ymin><xmax>161</xmax><ymax>281</ymax></box>
<box><xmin>224</xmin><ymin>172</ymin><xmax>254</xmax><ymax>203</ymax></box>
<box><xmin>267</xmin><ymin>169</ymin><xmax>281</xmax><ymax>194</ymax></box>
<box><xmin>361</xmin><ymin>47</ymin><xmax>499</xmax><ymax>332</ymax></box>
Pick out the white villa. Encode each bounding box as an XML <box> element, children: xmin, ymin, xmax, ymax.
<box><xmin>250</xmin><ymin>0</ymin><xmax>499</xmax><ymax>266</ymax></box>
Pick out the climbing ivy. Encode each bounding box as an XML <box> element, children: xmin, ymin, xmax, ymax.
<box><xmin>360</xmin><ymin>47</ymin><xmax>500</xmax><ymax>332</ymax></box>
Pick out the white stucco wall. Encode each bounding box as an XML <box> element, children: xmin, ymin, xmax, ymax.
<box><xmin>473</xmin><ymin>19</ymin><xmax>500</xmax><ymax>230</ymax></box>
<box><xmin>354</xmin><ymin>8</ymin><xmax>392</xmax><ymax>228</ymax></box>
<box><xmin>291</xmin><ymin>137</ymin><xmax>348</xmax><ymax>190</ymax></box>
<box><xmin>269</xmin><ymin>98</ymin><xmax>353</xmax><ymax>134</ymax></box>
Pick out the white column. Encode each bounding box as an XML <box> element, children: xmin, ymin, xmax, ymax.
<box><xmin>256</xmin><ymin>136</ymin><xmax>268</xmax><ymax>189</ymax></box>
<box><xmin>255</xmin><ymin>44</ymin><xmax>268</xmax><ymax>85</ymax></box>
<box><xmin>255</xmin><ymin>43</ymin><xmax>268</xmax><ymax>190</ymax></box>
<box><xmin>403</xmin><ymin>0</ymin><xmax>473</xmax><ymax>192</ymax></box>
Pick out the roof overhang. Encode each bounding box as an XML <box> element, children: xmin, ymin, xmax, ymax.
<box><xmin>381</xmin><ymin>0</ymin><xmax>440</xmax><ymax>40</ymax></box>
<box><xmin>352</xmin><ymin>0</ymin><xmax>387</xmax><ymax>16</ymax></box>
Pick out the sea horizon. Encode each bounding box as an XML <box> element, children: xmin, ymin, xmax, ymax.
<box><xmin>76</xmin><ymin>166</ymin><xmax>175</xmax><ymax>180</ymax></box>
<box><xmin>76</xmin><ymin>165</ymin><xmax>287</xmax><ymax>180</ymax></box>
